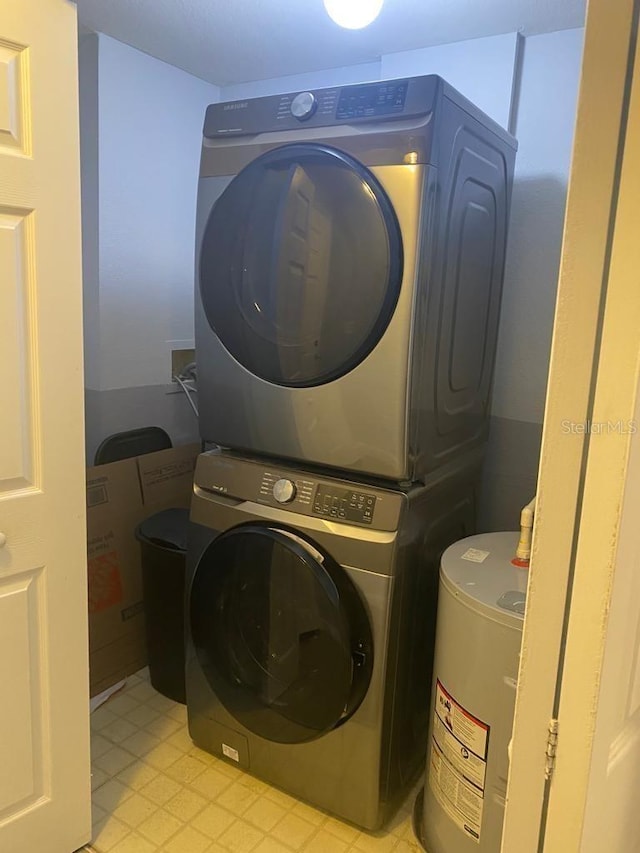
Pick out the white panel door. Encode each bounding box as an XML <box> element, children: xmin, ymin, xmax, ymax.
<box><xmin>501</xmin><ymin>1</ymin><xmax>637</xmax><ymax>851</ymax></box>
<box><xmin>579</xmin><ymin>376</ymin><xmax>640</xmax><ymax>853</ymax></box>
<box><xmin>541</xmin><ymin>10</ymin><xmax>640</xmax><ymax>847</ymax></box>
<box><xmin>0</xmin><ymin>1</ymin><xmax>90</xmax><ymax>852</ymax></box>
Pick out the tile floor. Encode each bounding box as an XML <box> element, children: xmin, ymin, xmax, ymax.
<box><xmin>85</xmin><ymin>668</ymin><xmax>422</xmax><ymax>853</ymax></box>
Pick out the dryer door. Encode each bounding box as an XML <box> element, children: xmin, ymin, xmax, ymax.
<box><xmin>189</xmin><ymin>523</ymin><xmax>374</xmax><ymax>744</ymax></box>
<box><xmin>199</xmin><ymin>143</ymin><xmax>403</xmax><ymax>387</ymax></box>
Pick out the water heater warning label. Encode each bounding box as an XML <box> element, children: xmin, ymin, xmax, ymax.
<box><xmin>461</xmin><ymin>547</ymin><xmax>490</xmax><ymax>563</ymax></box>
<box><xmin>428</xmin><ymin>680</ymin><xmax>490</xmax><ymax>844</ymax></box>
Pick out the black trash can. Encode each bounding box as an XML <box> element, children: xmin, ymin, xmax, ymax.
<box><xmin>135</xmin><ymin>508</ymin><xmax>189</xmax><ymax>704</ymax></box>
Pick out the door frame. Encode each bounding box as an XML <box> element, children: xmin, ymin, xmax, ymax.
<box><xmin>502</xmin><ymin>0</ymin><xmax>640</xmax><ymax>850</ymax></box>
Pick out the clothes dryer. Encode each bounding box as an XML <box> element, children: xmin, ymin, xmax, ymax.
<box><xmin>185</xmin><ymin>449</ymin><xmax>480</xmax><ymax>829</ymax></box>
<box><xmin>195</xmin><ymin>75</ymin><xmax>516</xmax><ymax>482</ymax></box>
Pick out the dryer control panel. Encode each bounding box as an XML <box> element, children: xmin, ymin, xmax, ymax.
<box><xmin>336</xmin><ymin>80</ymin><xmax>408</xmax><ymax>120</ymax></box>
<box><xmin>203</xmin><ymin>75</ymin><xmax>438</xmax><ymax>138</ymax></box>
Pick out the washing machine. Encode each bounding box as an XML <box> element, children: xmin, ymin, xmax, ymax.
<box><xmin>185</xmin><ymin>448</ymin><xmax>481</xmax><ymax>829</ymax></box>
<box><xmin>194</xmin><ymin>74</ymin><xmax>517</xmax><ymax>483</ymax></box>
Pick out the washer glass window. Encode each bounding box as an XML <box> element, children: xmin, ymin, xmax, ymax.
<box><xmin>199</xmin><ymin>144</ymin><xmax>403</xmax><ymax>387</ymax></box>
<box><xmin>190</xmin><ymin>524</ymin><xmax>373</xmax><ymax>743</ymax></box>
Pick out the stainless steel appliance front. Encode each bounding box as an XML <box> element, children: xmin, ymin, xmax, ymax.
<box><xmin>185</xmin><ymin>451</ymin><xmax>480</xmax><ymax>828</ymax></box>
<box><xmin>194</xmin><ymin>76</ymin><xmax>517</xmax><ymax>482</ymax></box>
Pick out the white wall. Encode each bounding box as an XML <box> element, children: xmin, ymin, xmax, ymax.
<box><xmin>222</xmin><ymin>61</ymin><xmax>382</xmax><ymax>102</ymax></box>
<box><xmin>380</xmin><ymin>33</ymin><xmax>520</xmax><ymax>129</ymax></box>
<box><xmin>78</xmin><ymin>31</ymin><xmax>100</xmax><ymax>390</ymax></box>
<box><xmin>88</xmin><ymin>34</ymin><xmax>220</xmax><ymax>392</ymax></box>
<box><xmin>222</xmin><ymin>33</ymin><xmax>519</xmax><ymax>130</ymax></box>
<box><xmin>492</xmin><ymin>28</ymin><xmax>584</xmax><ymax>424</ymax></box>
<box><xmin>79</xmin><ymin>33</ymin><xmax>219</xmax><ymax>460</ymax></box>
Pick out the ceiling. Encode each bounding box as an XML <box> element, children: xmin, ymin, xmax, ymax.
<box><xmin>76</xmin><ymin>0</ymin><xmax>586</xmax><ymax>87</ymax></box>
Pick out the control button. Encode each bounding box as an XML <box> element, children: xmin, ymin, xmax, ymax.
<box><xmin>291</xmin><ymin>92</ymin><xmax>317</xmax><ymax>121</ymax></box>
<box><xmin>273</xmin><ymin>478</ymin><xmax>297</xmax><ymax>503</ymax></box>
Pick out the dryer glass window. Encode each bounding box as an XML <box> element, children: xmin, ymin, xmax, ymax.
<box><xmin>189</xmin><ymin>524</ymin><xmax>373</xmax><ymax>744</ymax></box>
<box><xmin>199</xmin><ymin>144</ymin><xmax>403</xmax><ymax>387</ymax></box>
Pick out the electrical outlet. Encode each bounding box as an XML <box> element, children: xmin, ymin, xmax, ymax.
<box><xmin>171</xmin><ymin>348</ymin><xmax>195</xmax><ymax>380</ymax></box>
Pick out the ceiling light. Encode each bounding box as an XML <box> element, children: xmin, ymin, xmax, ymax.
<box><xmin>323</xmin><ymin>0</ymin><xmax>384</xmax><ymax>29</ymax></box>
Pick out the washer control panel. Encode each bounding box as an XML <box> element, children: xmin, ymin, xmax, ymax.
<box><xmin>272</xmin><ymin>478</ymin><xmax>297</xmax><ymax>503</ymax></box>
<box><xmin>259</xmin><ymin>471</ymin><xmax>376</xmax><ymax>523</ymax></box>
<box><xmin>194</xmin><ymin>452</ymin><xmax>404</xmax><ymax>532</ymax></box>
<box><xmin>260</xmin><ymin>471</ymin><xmax>314</xmax><ymax>507</ymax></box>
<box><xmin>313</xmin><ymin>484</ymin><xmax>376</xmax><ymax>525</ymax></box>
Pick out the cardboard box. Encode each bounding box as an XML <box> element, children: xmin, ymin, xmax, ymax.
<box><xmin>86</xmin><ymin>443</ymin><xmax>199</xmax><ymax>697</ymax></box>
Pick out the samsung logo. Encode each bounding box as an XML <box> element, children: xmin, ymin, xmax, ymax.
<box><xmin>223</xmin><ymin>101</ymin><xmax>248</xmax><ymax>111</ymax></box>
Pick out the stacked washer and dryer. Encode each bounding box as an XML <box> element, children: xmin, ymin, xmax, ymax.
<box><xmin>186</xmin><ymin>75</ymin><xmax>517</xmax><ymax>830</ymax></box>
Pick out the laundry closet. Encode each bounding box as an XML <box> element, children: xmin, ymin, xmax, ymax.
<box><xmin>3</xmin><ymin>1</ymin><xmax>640</xmax><ymax>852</ymax></box>
<box><xmin>77</xmin><ymin>25</ymin><xmax>581</xmax><ymax>533</ymax></box>
<box><xmin>77</xmin><ymin>14</ymin><xmax>577</xmax><ymax>844</ymax></box>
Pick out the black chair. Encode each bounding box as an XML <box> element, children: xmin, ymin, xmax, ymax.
<box><xmin>93</xmin><ymin>426</ymin><xmax>172</xmax><ymax>465</ymax></box>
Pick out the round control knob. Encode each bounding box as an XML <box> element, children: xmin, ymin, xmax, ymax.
<box><xmin>273</xmin><ymin>478</ymin><xmax>297</xmax><ymax>504</ymax></box>
<box><xmin>290</xmin><ymin>92</ymin><xmax>317</xmax><ymax>121</ymax></box>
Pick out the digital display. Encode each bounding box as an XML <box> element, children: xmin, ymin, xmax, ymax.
<box><xmin>336</xmin><ymin>81</ymin><xmax>408</xmax><ymax>120</ymax></box>
<box><xmin>313</xmin><ymin>485</ymin><xmax>376</xmax><ymax>524</ymax></box>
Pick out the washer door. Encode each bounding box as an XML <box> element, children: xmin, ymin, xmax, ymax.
<box><xmin>199</xmin><ymin>143</ymin><xmax>403</xmax><ymax>387</ymax></box>
<box><xmin>189</xmin><ymin>523</ymin><xmax>374</xmax><ymax>744</ymax></box>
